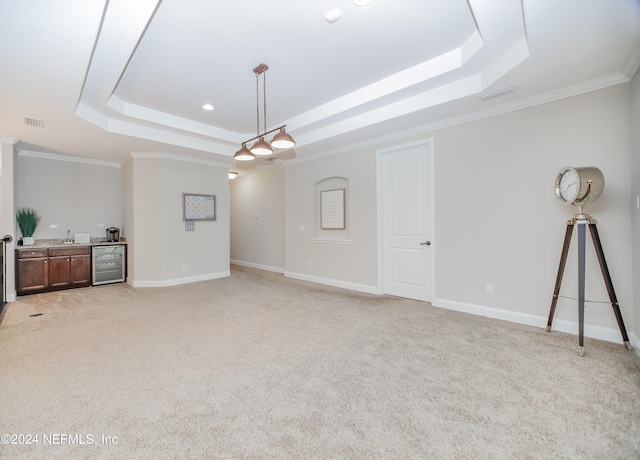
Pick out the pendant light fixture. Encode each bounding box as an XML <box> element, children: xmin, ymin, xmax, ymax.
<box><xmin>271</xmin><ymin>127</ymin><xmax>296</xmax><ymax>149</ymax></box>
<box><xmin>233</xmin><ymin>63</ymin><xmax>295</xmax><ymax>161</ymax></box>
<box><xmin>233</xmin><ymin>143</ymin><xmax>254</xmax><ymax>161</ymax></box>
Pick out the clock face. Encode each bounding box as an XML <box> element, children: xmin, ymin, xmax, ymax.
<box><xmin>555</xmin><ymin>166</ymin><xmax>605</xmax><ymax>206</ymax></box>
<box><xmin>558</xmin><ymin>169</ymin><xmax>579</xmax><ymax>203</ymax></box>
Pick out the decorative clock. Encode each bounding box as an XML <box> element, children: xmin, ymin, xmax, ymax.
<box><xmin>183</xmin><ymin>193</ymin><xmax>216</xmax><ymax>221</ymax></box>
<box><xmin>554</xmin><ymin>166</ymin><xmax>604</xmax><ymax>206</ymax></box>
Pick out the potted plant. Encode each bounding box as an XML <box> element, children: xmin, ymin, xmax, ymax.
<box><xmin>16</xmin><ymin>207</ymin><xmax>41</xmax><ymax>245</ymax></box>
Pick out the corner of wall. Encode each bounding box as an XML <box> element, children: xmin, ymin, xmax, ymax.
<box><xmin>630</xmin><ymin>69</ymin><xmax>640</xmax><ymax>341</ymax></box>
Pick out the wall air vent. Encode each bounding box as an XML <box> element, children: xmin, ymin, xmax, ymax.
<box><xmin>23</xmin><ymin>117</ymin><xmax>45</xmax><ymax>128</ymax></box>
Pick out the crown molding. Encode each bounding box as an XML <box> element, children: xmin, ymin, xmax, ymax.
<box><xmin>14</xmin><ymin>149</ymin><xmax>232</xmax><ymax>170</ymax></box>
<box><xmin>288</xmin><ymin>73</ymin><xmax>630</xmax><ymax>166</ymax></box>
<box><xmin>0</xmin><ymin>137</ymin><xmax>18</xmax><ymax>145</ymax></box>
<box><xmin>17</xmin><ymin>150</ymin><xmax>121</xmax><ymax>168</ymax></box>
<box><xmin>127</xmin><ymin>152</ymin><xmax>230</xmax><ymax>169</ymax></box>
<box><xmin>622</xmin><ymin>42</ymin><xmax>640</xmax><ymax>80</ymax></box>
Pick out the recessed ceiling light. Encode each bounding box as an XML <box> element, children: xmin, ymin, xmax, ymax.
<box><xmin>202</xmin><ymin>104</ymin><xmax>214</xmax><ymax>111</ymax></box>
<box><xmin>325</xmin><ymin>9</ymin><xmax>342</xmax><ymax>23</ymax></box>
<box><xmin>353</xmin><ymin>0</ymin><xmax>373</xmax><ymax>6</ymax></box>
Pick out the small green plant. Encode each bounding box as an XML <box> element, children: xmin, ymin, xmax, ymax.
<box><xmin>16</xmin><ymin>207</ymin><xmax>41</xmax><ymax>238</ymax></box>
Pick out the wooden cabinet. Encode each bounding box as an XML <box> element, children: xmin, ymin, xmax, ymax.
<box><xmin>16</xmin><ymin>246</ymin><xmax>91</xmax><ymax>295</ymax></box>
<box><xmin>70</xmin><ymin>253</ymin><xmax>91</xmax><ymax>286</ymax></box>
<box><xmin>48</xmin><ymin>247</ymin><xmax>91</xmax><ymax>289</ymax></box>
<box><xmin>16</xmin><ymin>249</ymin><xmax>48</xmax><ymax>294</ymax></box>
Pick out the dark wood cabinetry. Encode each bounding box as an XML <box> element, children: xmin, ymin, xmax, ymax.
<box><xmin>70</xmin><ymin>254</ymin><xmax>91</xmax><ymax>286</ymax></box>
<box><xmin>16</xmin><ymin>246</ymin><xmax>91</xmax><ymax>295</ymax></box>
<box><xmin>16</xmin><ymin>249</ymin><xmax>48</xmax><ymax>294</ymax></box>
<box><xmin>48</xmin><ymin>247</ymin><xmax>91</xmax><ymax>289</ymax></box>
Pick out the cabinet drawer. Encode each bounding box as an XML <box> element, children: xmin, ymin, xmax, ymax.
<box><xmin>49</xmin><ymin>246</ymin><xmax>90</xmax><ymax>257</ymax></box>
<box><xmin>17</xmin><ymin>249</ymin><xmax>47</xmax><ymax>259</ymax></box>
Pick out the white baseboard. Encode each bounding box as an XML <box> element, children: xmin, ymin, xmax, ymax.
<box><xmin>263</xmin><ymin>272</ymin><xmax>635</xmax><ymax>349</ymax></box>
<box><xmin>630</xmin><ymin>333</ymin><xmax>640</xmax><ymax>358</ymax></box>
<box><xmin>434</xmin><ymin>297</ymin><xmax>631</xmax><ymax>346</ymax></box>
<box><xmin>129</xmin><ymin>270</ymin><xmax>230</xmax><ymax>288</ymax></box>
<box><xmin>231</xmin><ymin>260</ymin><xmax>284</xmax><ymax>274</ymax></box>
<box><xmin>124</xmin><ymin>262</ymin><xmax>638</xmax><ymax>355</ymax></box>
<box><xmin>284</xmin><ymin>271</ymin><xmax>380</xmax><ymax>295</ymax></box>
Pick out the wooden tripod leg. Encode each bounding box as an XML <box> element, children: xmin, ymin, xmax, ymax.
<box><xmin>577</xmin><ymin>223</ymin><xmax>586</xmax><ymax>356</ymax></box>
<box><xmin>547</xmin><ymin>222</ymin><xmax>574</xmax><ymax>332</ymax></box>
<box><xmin>588</xmin><ymin>223</ymin><xmax>632</xmax><ymax>350</ymax></box>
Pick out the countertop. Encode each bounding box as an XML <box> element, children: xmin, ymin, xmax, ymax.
<box><xmin>16</xmin><ymin>238</ymin><xmax>127</xmax><ymax>249</ymax></box>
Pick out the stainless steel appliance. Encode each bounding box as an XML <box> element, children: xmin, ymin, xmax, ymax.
<box><xmin>92</xmin><ymin>245</ymin><xmax>125</xmax><ymax>285</ymax></box>
<box><xmin>106</xmin><ymin>227</ymin><xmax>120</xmax><ymax>242</ymax></box>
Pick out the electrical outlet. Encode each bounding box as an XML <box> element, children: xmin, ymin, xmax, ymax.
<box><xmin>182</xmin><ymin>263</ymin><xmax>187</xmax><ymax>270</ymax></box>
<box><xmin>486</xmin><ymin>284</ymin><xmax>493</xmax><ymax>295</ymax></box>
<box><xmin>49</xmin><ymin>224</ymin><xmax>58</xmax><ymax>228</ymax></box>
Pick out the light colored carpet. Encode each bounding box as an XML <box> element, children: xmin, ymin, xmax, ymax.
<box><xmin>1</xmin><ymin>265</ymin><xmax>639</xmax><ymax>459</ymax></box>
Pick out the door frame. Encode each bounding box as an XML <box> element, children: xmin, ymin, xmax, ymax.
<box><xmin>376</xmin><ymin>138</ymin><xmax>436</xmax><ymax>300</ymax></box>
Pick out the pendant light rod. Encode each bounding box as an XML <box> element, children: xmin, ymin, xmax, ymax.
<box><xmin>242</xmin><ymin>124</ymin><xmax>288</xmax><ymax>146</ymax></box>
<box><xmin>254</xmin><ymin>63</ymin><xmax>269</xmax><ymax>137</ymax></box>
<box><xmin>263</xmin><ymin>66</ymin><xmax>267</xmax><ymax>134</ymax></box>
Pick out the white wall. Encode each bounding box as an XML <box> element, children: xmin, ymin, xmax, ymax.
<box><xmin>16</xmin><ymin>153</ymin><xmax>121</xmax><ymax>240</ymax></box>
<box><xmin>130</xmin><ymin>156</ymin><xmax>164</xmax><ymax>284</ymax></box>
<box><xmin>121</xmin><ymin>157</ymin><xmax>134</xmax><ymax>282</ymax></box>
<box><xmin>284</xmin><ymin>148</ymin><xmax>379</xmax><ymax>292</ymax></box>
<box><xmin>127</xmin><ymin>154</ymin><xmax>230</xmax><ymax>287</ymax></box>
<box><xmin>279</xmin><ymin>83</ymin><xmax>635</xmax><ymax>344</ymax></box>
<box><xmin>0</xmin><ymin>139</ymin><xmax>17</xmax><ymax>301</ymax></box>
<box><xmin>631</xmin><ymin>70</ymin><xmax>640</xmax><ymax>342</ymax></box>
<box><xmin>230</xmin><ymin>167</ymin><xmax>284</xmax><ymax>272</ymax></box>
<box><xmin>434</xmin><ymin>85</ymin><xmax>632</xmax><ymax>341</ymax></box>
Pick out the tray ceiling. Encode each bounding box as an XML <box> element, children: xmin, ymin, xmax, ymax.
<box><xmin>1</xmin><ymin>0</ymin><xmax>639</xmax><ymax>166</ymax></box>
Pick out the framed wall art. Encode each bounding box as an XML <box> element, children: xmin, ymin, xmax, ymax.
<box><xmin>183</xmin><ymin>193</ymin><xmax>216</xmax><ymax>221</ymax></box>
<box><xmin>320</xmin><ymin>188</ymin><xmax>346</xmax><ymax>230</ymax></box>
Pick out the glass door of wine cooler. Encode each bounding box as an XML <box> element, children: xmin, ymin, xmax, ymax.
<box><xmin>92</xmin><ymin>245</ymin><xmax>125</xmax><ymax>285</ymax></box>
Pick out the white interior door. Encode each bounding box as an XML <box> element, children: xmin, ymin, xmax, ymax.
<box><xmin>381</xmin><ymin>142</ymin><xmax>432</xmax><ymax>302</ymax></box>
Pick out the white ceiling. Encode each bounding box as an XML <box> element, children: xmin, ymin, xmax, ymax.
<box><xmin>1</xmin><ymin>0</ymin><xmax>639</xmax><ymax>170</ymax></box>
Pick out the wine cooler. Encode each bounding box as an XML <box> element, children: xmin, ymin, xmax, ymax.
<box><xmin>92</xmin><ymin>245</ymin><xmax>126</xmax><ymax>285</ymax></box>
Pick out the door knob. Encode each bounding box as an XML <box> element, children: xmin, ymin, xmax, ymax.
<box><xmin>420</xmin><ymin>241</ymin><xmax>431</xmax><ymax>246</ymax></box>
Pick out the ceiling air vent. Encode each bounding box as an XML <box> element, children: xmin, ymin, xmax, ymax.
<box><xmin>23</xmin><ymin>117</ymin><xmax>45</xmax><ymax>128</ymax></box>
<box><xmin>478</xmin><ymin>86</ymin><xmax>517</xmax><ymax>101</ymax></box>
